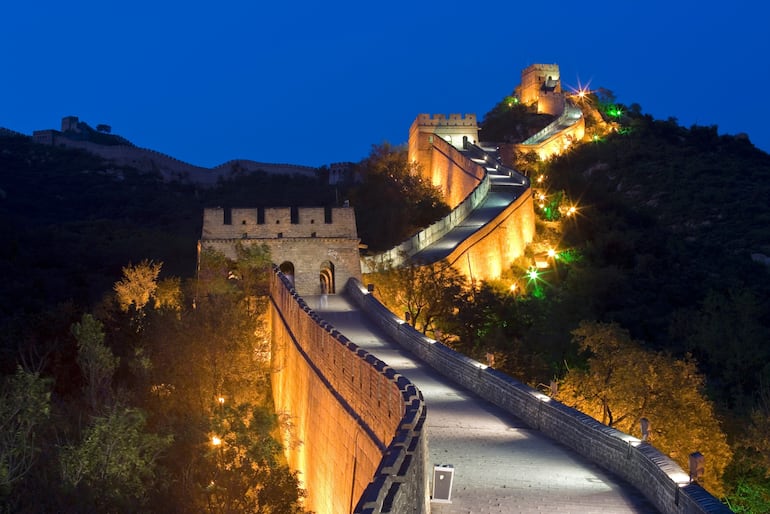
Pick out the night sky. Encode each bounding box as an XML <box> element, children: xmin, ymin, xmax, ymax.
<box><xmin>3</xmin><ymin>0</ymin><xmax>769</xmax><ymax>168</ymax></box>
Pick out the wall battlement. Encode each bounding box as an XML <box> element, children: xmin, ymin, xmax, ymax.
<box><xmin>202</xmin><ymin>207</ymin><xmax>358</xmax><ymax>240</ymax></box>
<box><xmin>413</xmin><ymin>113</ymin><xmax>477</xmax><ymax>127</ymax></box>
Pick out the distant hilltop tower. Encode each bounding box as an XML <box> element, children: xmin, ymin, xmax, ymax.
<box><xmin>515</xmin><ymin>63</ymin><xmax>564</xmax><ymax>115</ymax></box>
<box><xmin>408</xmin><ymin>113</ymin><xmax>481</xmax><ymax>208</ymax></box>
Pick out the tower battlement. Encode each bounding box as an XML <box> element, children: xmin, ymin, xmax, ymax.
<box><xmin>413</xmin><ymin>113</ymin><xmax>477</xmax><ymax>128</ymax></box>
<box><xmin>409</xmin><ymin>113</ymin><xmax>480</xmax><ymax>158</ymax></box>
<box><xmin>202</xmin><ymin>206</ymin><xmax>357</xmax><ymax>240</ymax></box>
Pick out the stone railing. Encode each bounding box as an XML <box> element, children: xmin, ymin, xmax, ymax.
<box><xmin>521</xmin><ymin>102</ymin><xmax>583</xmax><ymax>145</ymax></box>
<box><xmin>346</xmin><ymin>278</ymin><xmax>731</xmax><ymax>514</ymax></box>
<box><xmin>360</xmin><ymin>172</ymin><xmax>490</xmax><ymax>272</ymax></box>
<box><xmin>270</xmin><ymin>270</ymin><xmax>428</xmax><ymax>513</ymax></box>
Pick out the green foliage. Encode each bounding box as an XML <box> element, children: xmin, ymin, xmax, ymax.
<box><xmin>673</xmin><ymin>289</ymin><xmax>770</xmax><ymax>409</ymax></box>
<box><xmin>724</xmin><ymin>448</ymin><xmax>770</xmax><ymax>513</ymax></box>
<box><xmin>59</xmin><ymin>406</ymin><xmax>172</xmax><ymax>511</ymax></box>
<box><xmin>0</xmin><ymin>367</ymin><xmax>51</xmax><ymax>501</ymax></box>
<box><xmin>72</xmin><ymin>314</ymin><xmax>118</xmax><ymax>411</ymax></box>
<box><xmin>545</xmin><ymin>113</ymin><xmax>770</xmax><ymax>384</ymax></box>
<box><xmin>479</xmin><ymin>98</ymin><xmax>553</xmax><ymax>143</ymax></box>
<box><xmin>366</xmin><ymin>258</ymin><xmax>466</xmax><ymax>338</ymax></box>
<box><xmin>557</xmin><ymin>321</ymin><xmax>732</xmax><ymax>496</ymax></box>
<box><xmin>345</xmin><ymin>143</ymin><xmax>450</xmax><ymax>251</ymax></box>
<box><xmin>204</xmin><ymin>402</ymin><xmax>307</xmax><ymax>514</ymax></box>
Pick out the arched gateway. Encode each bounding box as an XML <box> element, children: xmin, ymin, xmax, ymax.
<box><xmin>199</xmin><ymin>206</ymin><xmax>362</xmax><ymax>296</ymax></box>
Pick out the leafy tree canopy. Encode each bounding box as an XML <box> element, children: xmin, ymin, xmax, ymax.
<box><xmin>556</xmin><ymin>321</ymin><xmax>732</xmax><ymax>496</ymax></box>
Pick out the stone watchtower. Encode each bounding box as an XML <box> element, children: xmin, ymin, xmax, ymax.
<box><xmin>199</xmin><ymin>206</ymin><xmax>362</xmax><ymax>296</ymax></box>
<box><xmin>407</xmin><ymin>114</ymin><xmax>483</xmax><ymax>208</ymax></box>
<box><xmin>408</xmin><ymin>113</ymin><xmax>479</xmax><ymax>166</ymax></box>
<box><xmin>515</xmin><ymin>63</ymin><xmax>565</xmax><ymax>116</ymax></box>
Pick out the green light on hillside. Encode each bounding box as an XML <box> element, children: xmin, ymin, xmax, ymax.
<box><xmin>607</xmin><ymin>106</ymin><xmax>623</xmax><ymax>118</ymax></box>
<box><xmin>557</xmin><ymin>249</ymin><xmax>581</xmax><ymax>264</ymax></box>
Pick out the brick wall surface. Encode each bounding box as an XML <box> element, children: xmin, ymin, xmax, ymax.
<box><xmin>270</xmin><ymin>271</ymin><xmax>428</xmax><ymax>514</ymax></box>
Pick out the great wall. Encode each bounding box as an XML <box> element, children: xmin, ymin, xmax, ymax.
<box><xmin>198</xmin><ymin>65</ymin><xmax>731</xmax><ymax>513</ymax></box>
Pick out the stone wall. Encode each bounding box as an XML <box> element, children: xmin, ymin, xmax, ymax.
<box><xmin>347</xmin><ymin>278</ymin><xmax>731</xmax><ymax>514</ymax></box>
<box><xmin>270</xmin><ymin>271</ymin><xmax>428</xmax><ymax>514</ymax></box>
<box><xmin>441</xmin><ymin>189</ymin><xmax>535</xmax><ymax>282</ymax></box>
<box><xmin>203</xmin><ymin>207</ymin><xmax>358</xmax><ymax>240</ymax></box>
<box><xmin>360</xmin><ymin>174</ymin><xmax>491</xmax><ymax>273</ymax></box>
<box><xmin>517</xmin><ymin>104</ymin><xmax>586</xmax><ymax>160</ymax></box>
<box><xmin>408</xmin><ymin>115</ymin><xmax>485</xmax><ymax>209</ymax></box>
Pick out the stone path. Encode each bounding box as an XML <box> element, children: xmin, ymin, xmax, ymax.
<box><xmin>313</xmin><ymin>294</ymin><xmax>658</xmax><ymax>513</ymax></box>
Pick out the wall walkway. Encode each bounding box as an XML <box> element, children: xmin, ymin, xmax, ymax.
<box><xmin>344</xmin><ymin>279</ymin><xmax>731</xmax><ymax>514</ymax></box>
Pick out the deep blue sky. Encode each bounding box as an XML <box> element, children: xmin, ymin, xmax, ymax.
<box><xmin>3</xmin><ymin>1</ymin><xmax>769</xmax><ymax>168</ymax></box>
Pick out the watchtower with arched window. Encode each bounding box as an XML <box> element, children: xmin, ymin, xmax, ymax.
<box><xmin>199</xmin><ymin>206</ymin><xmax>362</xmax><ymax>296</ymax></box>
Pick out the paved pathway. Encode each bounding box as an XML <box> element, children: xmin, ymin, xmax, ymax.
<box><xmin>410</xmin><ymin>171</ymin><xmax>528</xmax><ymax>265</ymax></box>
<box><xmin>312</xmin><ymin>294</ymin><xmax>658</xmax><ymax>513</ymax></box>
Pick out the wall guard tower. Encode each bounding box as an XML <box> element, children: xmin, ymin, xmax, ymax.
<box><xmin>199</xmin><ymin>206</ymin><xmax>362</xmax><ymax>296</ymax></box>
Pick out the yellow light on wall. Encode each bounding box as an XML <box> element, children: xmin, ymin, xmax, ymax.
<box><xmin>212</xmin><ymin>436</ymin><xmax>222</xmax><ymax>446</ymax></box>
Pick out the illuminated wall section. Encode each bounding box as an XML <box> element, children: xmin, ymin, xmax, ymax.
<box><xmin>444</xmin><ymin>191</ymin><xmax>536</xmax><ymax>282</ymax></box>
<box><xmin>408</xmin><ymin>114</ymin><xmax>485</xmax><ymax>210</ymax></box>
<box><xmin>515</xmin><ymin>115</ymin><xmax>586</xmax><ymax>161</ymax></box>
<box><xmin>269</xmin><ymin>272</ymin><xmax>428</xmax><ymax>514</ymax></box>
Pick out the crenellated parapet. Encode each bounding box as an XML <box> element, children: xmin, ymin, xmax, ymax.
<box><xmin>408</xmin><ymin>113</ymin><xmax>479</xmax><ymax>161</ymax></box>
<box><xmin>202</xmin><ymin>207</ymin><xmax>358</xmax><ymax>240</ymax></box>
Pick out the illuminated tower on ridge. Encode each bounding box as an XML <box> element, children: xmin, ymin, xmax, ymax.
<box><xmin>515</xmin><ymin>63</ymin><xmax>564</xmax><ymax>115</ymax></box>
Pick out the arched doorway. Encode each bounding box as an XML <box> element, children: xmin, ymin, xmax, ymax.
<box><xmin>319</xmin><ymin>261</ymin><xmax>335</xmax><ymax>294</ymax></box>
<box><xmin>279</xmin><ymin>261</ymin><xmax>295</xmax><ymax>288</ymax></box>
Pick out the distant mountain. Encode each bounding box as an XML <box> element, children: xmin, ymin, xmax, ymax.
<box><xmin>5</xmin><ymin>116</ymin><xmax>319</xmax><ymax>185</ymax></box>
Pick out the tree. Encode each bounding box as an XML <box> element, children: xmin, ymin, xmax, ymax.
<box><xmin>724</xmin><ymin>380</ymin><xmax>770</xmax><ymax>513</ymax></box>
<box><xmin>153</xmin><ymin>276</ymin><xmax>183</xmax><ymax>311</ymax></box>
<box><xmin>113</xmin><ymin>260</ymin><xmax>162</xmax><ymax>316</ymax></box>
<box><xmin>71</xmin><ymin>314</ymin><xmax>118</xmax><ymax>411</ymax></box>
<box><xmin>680</xmin><ymin>289</ymin><xmax>770</xmax><ymax>409</ymax></box>
<box><xmin>0</xmin><ymin>367</ymin><xmax>51</xmax><ymax>501</ymax></box>
<box><xmin>556</xmin><ymin>321</ymin><xmax>732</xmax><ymax>496</ymax></box>
<box><xmin>368</xmin><ymin>259</ymin><xmax>466</xmax><ymax>338</ymax></box>
<box><xmin>204</xmin><ymin>402</ymin><xmax>308</xmax><ymax>514</ymax></box>
<box><xmin>59</xmin><ymin>406</ymin><xmax>172</xmax><ymax>511</ymax></box>
<box><xmin>347</xmin><ymin>143</ymin><xmax>449</xmax><ymax>251</ymax></box>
